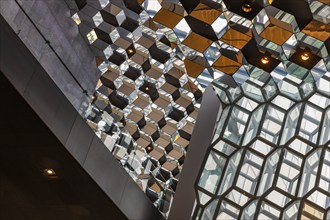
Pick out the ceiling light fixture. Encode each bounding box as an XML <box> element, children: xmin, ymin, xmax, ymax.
<box><xmin>146</xmin><ymin>145</ymin><xmax>153</xmax><ymax>152</ymax></box>
<box><xmin>43</xmin><ymin>168</ymin><xmax>56</xmax><ymax>176</ymax></box>
<box><xmin>301</xmin><ymin>52</ymin><xmax>310</xmax><ymax>61</ymax></box>
<box><xmin>127</xmin><ymin>48</ymin><xmax>134</xmax><ymax>54</ymax></box>
<box><xmin>242</xmin><ymin>1</ymin><xmax>253</xmax><ymax>13</ymax></box>
<box><xmin>261</xmin><ymin>56</ymin><xmax>270</xmax><ymax>64</ymax></box>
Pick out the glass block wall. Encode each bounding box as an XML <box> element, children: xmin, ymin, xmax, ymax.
<box><xmin>193</xmin><ymin>68</ymin><xmax>330</xmax><ymax>219</ymax></box>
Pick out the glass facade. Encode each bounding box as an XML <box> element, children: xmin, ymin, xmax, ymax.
<box><xmin>194</xmin><ymin>68</ymin><xmax>330</xmax><ymax>219</ymax></box>
<box><xmin>193</xmin><ymin>0</ymin><xmax>330</xmax><ymax>217</ymax></box>
<box><xmin>71</xmin><ymin>0</ymin><xmax>329</xmax><ymax>217</ymax></box>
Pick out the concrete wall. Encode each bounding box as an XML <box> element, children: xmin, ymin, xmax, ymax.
<box><xmin>0</xmin><ymin>0</ymin><xmax>98</xmax><ymax>110</ymax></box>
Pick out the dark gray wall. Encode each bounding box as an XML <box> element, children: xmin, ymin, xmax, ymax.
<box><xmin>0</xmin><ymin>9</ymin><xmax>163</xmax><ymax>220</ymax></box>
<box><xmin>0</xmin><ymin>0</ymin><xmax>99</xmax><ymax>110</ymax></box>
<box><xmin>169</xmin><ymin>86</ymin><xmax>221</xmax><ymax>220</ymax></box>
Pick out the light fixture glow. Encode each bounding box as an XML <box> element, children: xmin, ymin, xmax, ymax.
<box><xmin>261</xmin><ymin>56</ymin><xmax>270</xmax><ymax>64</ymax></box>
<box><xmin>301</xmin><ymin>52</ymin><xmax>310</xmax><ymax>61</ymax></box>
<box><xmin>44</xmin><ymin>169</ymin><xmax>56</xmax><ymax>176</ymax></box>
<box><xmin>127</xmin><ymin>48</ymin><xmax>134</xmax><ymax>54</ymax></box>
<box><xmin>242</xmin><ymin>2</ymin><xmax>252</xmax><ymax>12</ymax></box>
<box><xmin>145</xmin><ymin>86</ymin><xmax>150</xmax><ymax>91</ymax></box>
<box><xmin>146</xmin><ymin>145</ymin><xmax>153</xmax><ymax>151</ymax></box>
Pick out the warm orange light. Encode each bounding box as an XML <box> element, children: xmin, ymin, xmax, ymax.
<box><xmin>261</xmin><ymin>56</ymin><xmax>270</xmax><ymax>64</ymax></box>
<box><xmin>127</xmin><ymin>48</ymin><xmax>134</xmax><ymax>54</ymax></box>
<box><xmin>301</xmin><ymin>52</ymin><xmax>310</xmax><ymax>61</ymax></box>
<box><xmin>146</xmin><ymin>145</ymin><xmax>153</xmax><ymax>151</ymax></box>
<box><xmin>242</xmin><ymin>3</ymin><xmax>252</xmax><ymax>12</ymax></box>
<box><xmin>145</xmin><ymin>86</ymin><xmax>150</xmax><ymax>91</ymax></box>
<box><xmin>44</xmin><ymin>169</ymin><xmax>55</xmax><ymax>176</ymax></box>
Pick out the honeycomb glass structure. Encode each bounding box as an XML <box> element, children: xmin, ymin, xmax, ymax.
<box><xmin>194</xmin><ymin>69</ymin><xmax>330</xmax><ymax>219</ymax></box>
<box><xmin>71</xmin><ymin>0</ymin><xmax>330</xmax><ymax>217</ymax></box>
<box><xmin>193</xmin><ymin>0</ymin><xmax>330</xmax><ymax>217</ymax></box>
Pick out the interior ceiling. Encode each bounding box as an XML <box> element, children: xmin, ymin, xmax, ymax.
<box><xmin>0</xmin><ymin>72</ymin><xmax>126</xmax><ymax>220</ymax></box>
<box><xmin>72</xmin><ymin>0</ymin><xmax>330</xmax><ymax>216</ymax></box>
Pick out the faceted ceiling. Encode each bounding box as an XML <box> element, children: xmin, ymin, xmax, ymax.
<box><xmin>72</xmin><ymin>0</ymin><xmax>329</xmax><ymax>217</ymax></box>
